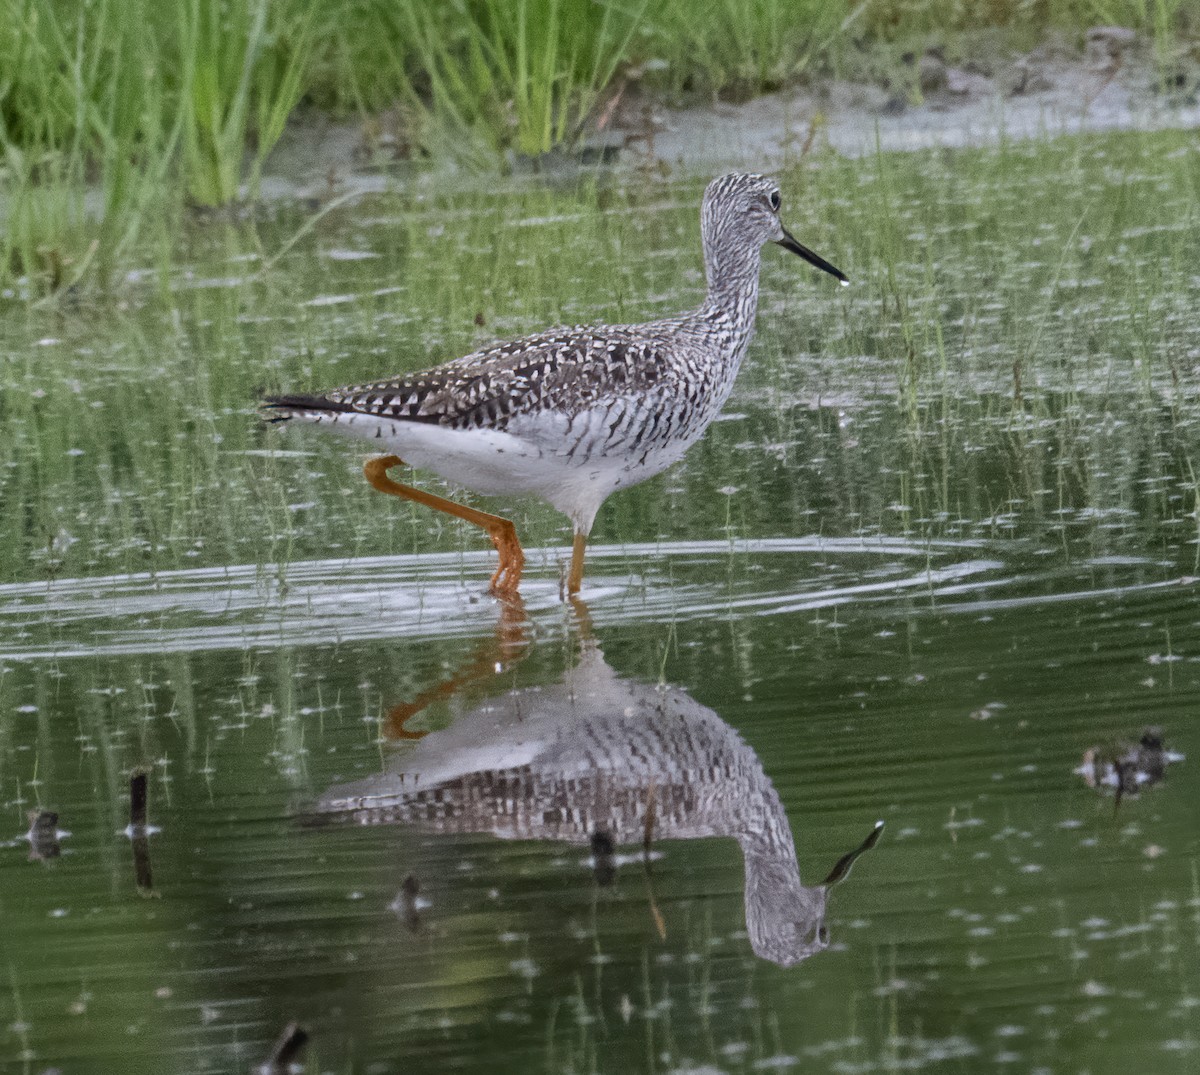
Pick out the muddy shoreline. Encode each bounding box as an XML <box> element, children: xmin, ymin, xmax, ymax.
<box><xmin>262</xmin><ymin>27</ymin><xmax>1200</xmax><ymax>199</ymax></box>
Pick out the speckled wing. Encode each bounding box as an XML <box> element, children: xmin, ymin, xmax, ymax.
<box><xmin>265</xmin><ymin>326</ymin><xmax>671</xmax><ymax>431</ymax></box>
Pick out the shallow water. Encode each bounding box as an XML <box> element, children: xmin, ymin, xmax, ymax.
<box><xmin>2</xmin><ymin>132</ymin><xmax>1199</xmax><ymax>1073</ymax></box>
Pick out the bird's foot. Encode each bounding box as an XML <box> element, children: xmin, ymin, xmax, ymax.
<box><xmin>487</xmin><ymin>518</ymin><xmax>525</xmax><ymax>596</ymax></box>
<box><xmin>364</xmin><ymin>454</ymin><xmax>525</xmax><ymax>595</ymax></box>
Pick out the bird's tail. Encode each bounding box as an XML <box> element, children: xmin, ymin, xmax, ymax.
<box><xmin>259</xmin><ymin>393</ymin><xmax>361</xmax><ymax>423</ymax></box>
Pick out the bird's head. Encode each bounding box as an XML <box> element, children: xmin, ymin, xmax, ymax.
<box><xmin>701</xmin><ymin>172</ymin><xmax>847</xmax><ymax>284</ymax></box>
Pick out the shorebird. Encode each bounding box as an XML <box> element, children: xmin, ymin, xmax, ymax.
<box><xmin>264</xmin><ymin>173</ymin><xmax>846</xmax><ymax>595</ymax></box>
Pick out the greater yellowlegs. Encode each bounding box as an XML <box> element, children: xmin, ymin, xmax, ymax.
<box><xmin>264</xmin><ymin>173</ymin><xmax>847</xmax><ymax>595</ymax></box>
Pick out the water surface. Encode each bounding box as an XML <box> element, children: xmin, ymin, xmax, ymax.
<box><xmin>2</xmin><ymin>131</ymin><xmax>1198</xmax><ymax>1073</ymax></box>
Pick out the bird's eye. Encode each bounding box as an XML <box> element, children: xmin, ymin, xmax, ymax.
<box><xmin>768</xmin><ymin>191</ymin><xmax>781</xmax><ymax>211</ymax></box>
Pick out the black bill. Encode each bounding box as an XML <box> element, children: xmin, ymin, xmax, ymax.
<box><xmin>821</xmin><ymin>819</ymin><xmax>884</xmax><ymax>886</ymax></box>
<box><xmin>776</xmin><ymin>226</ymin><xmax>848</xmax><ymax>284</ymax></box>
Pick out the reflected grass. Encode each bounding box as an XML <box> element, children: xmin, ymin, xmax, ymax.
<box><xmin>4</xmin><ymin>113</ymin><xmax>1200</xmax><ymax>1071</ymax></box>
<box><xmin>1</xmin><ymin>542</ymin><xmax>1198</xmax><ymax>1070</ymax></box>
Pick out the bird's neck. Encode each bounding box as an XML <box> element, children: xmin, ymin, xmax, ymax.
<box><xmin>741</xmin><ymin>840</ymin><xmax>821</xmax><ymax>957</ymax></box>
<box><xmin>734</xmin><ymin>781</ymin><xmax>798</xmax><ymax>863</ymax></box>
<box><xmin>699</xmin><ymin>241</ymin><xmax>763</xmax><ymax>338</ymax></box>
<box><xmin>739</xmin><ymin>829</ymin><xmax>800</xmax><ymax>875</ymax></box>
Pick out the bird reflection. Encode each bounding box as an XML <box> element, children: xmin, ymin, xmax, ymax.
<box><xmin>313</xmin><ymin>599</ymin><xmax>881</xmax><ymax>967</ymax></box>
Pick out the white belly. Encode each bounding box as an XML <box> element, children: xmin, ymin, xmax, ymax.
<box><xmin>288</xmin><ymin>408</ymin><xmax>694</xmax><ymax>534</ymax></box>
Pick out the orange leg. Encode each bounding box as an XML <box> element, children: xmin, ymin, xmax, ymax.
<box><xmin>383</xmin><ymin>595</ymin><xmax>531</xmax><ymax>740</ymax></box>
<box><xmin>567</xmin><ymin>531</ymin><xmax>587</xmax><ymax>596</ymax></box>
<box><xmin>364</xmin><ymin>455</ymin><xmax>525</xmax><ymax>594</ymax></box>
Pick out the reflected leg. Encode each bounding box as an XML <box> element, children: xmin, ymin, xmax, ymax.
<box><xmin>642</xmin><ymin>781</ymin><xmax>666</xmax><ymax>940</ymax></box>
<box><xmin>364</xmin><ymin>455</ymin><xmax>525</xmax><ymax>594</ymax></box>
<box><xmin>567</xmin><ymin>531</ymin><xmax>587</xmax><ymax>596</ymax></box>
<box><xmin>383</xmin><ymin>595</ymin><xmax>531</xmax><ymax>740</ymax></box>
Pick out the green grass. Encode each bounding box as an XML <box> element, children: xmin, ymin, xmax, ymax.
<box><xmin>2</xmin><ymin>0</ymin><xmax>1197</xmax><ymax>295</ymax></box>
<box><xmin>0</xmin><ymin>0</ymin><xmax>176</xmax><ymax>291</ymax></box>
<box><xmin>644</xmin><ymin>0</ymin><xmax>854</xmax><ymax>97</ymax></box>
<box><xmin>380</xmin><ymin>0</ymin><xmax>648</xmax><ymax>160</ymax></box>
<box><xmin>0</xmin><ymin>0</ymin><xmax>309</xmax><ymax>295</ymax></box>
<box><xmin>175</xmin><ymin>0</ymin><xmax>314</xmax><ymax>207</ymax></box>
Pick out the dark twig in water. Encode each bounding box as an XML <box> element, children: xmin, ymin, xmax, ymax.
<box><xmin>259</xmin><ymin>1021</ymin><xmax>309</xmax><ymax>1073</ymax></box>
<box><xmin>393</xmin><ymin>874</ymin><xmax>424</xmax><ymax>933</ymax></box>
<box><xmin>590</xmin><ymin>831</ymin><xmax>616</xmax><ymax>888</ymax></box>
<box><xmin>642</xmin><ymin>779</ymin><xmax>657</xmax><ymax>857</ymax></box>
<box><xmin>1075</xmin><ymin>726</ymin><xmax>1184</xmax><ymax>815</ymax></box>
<box><xmin>129</xmin><ymin>771</ymin><xmax>154</xmax><ymax>893</ymax></box>
<box><xmin>129</xmin><ymin>771</ymin><xmax>149</xmax><ymax>830</ymax></box>
<box><xmin>27</xmin><ymin>810</ymin><xmax>61</xmax><ymax>862</ymax></box>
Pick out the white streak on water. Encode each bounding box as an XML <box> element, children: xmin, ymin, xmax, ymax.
<box><xmin>0</xmin><ymin>538</ymin><xmax>1179</xmax><ymax>662</ymax></box>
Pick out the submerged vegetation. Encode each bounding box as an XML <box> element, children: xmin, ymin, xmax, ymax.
<box><xmin>1</xmin><ymin>0</ymin><xmax>1197</xmax><ymax>293</ymax></box>
<box><xmin>0</xmin><ymin>129</ymin><xmax>1197</xmax><ymax>588</ymax></box>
